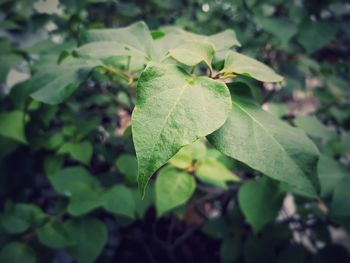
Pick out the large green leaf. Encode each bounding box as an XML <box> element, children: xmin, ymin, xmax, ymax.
<box><xmin>66</xmin><ymin>218</ymin><xmax>107</xmax><ymax>263</ymax></box>
<box><xmin>0</xmin><ymin>242</ymin><xmax>36</xmax><ymax>263</ymax></box>
<box><xmin>221</xmin><ymin>51</ymin><xmax>283</xmax><ymax>82</ymax></box>
<box><xmin>28</xmin><ymin>59</ymin><xmax>100</xmax><ymax>104</ymax></box>
<box><xmin>132</xmin><ymin>62</ymin><xmax>231</xmax><ymax>196</ymax></box>
<box><xmin>155</xmin><ymin>167</ymin><xmax>195</xmax><ymax>216</ymax></box>
<box><xmin>82</xmin><ymin>21</ymin><xmax>157</xmax><ymax>60</ymax></box>
<box><xmin>238</xmin><ymin>177</ymin><xmax>283</xmax><ymax>233</ymax></box>
<box><xmin>208</xmin><ymin>94</ymin><xmax>320</xmax><ymax>197</ymax></box>
<box><xmin>168</xmin><ymin>40</ymin><xmax>215</xmax><ymax>68</ymax></box>
<box><xmin>0</xmin><ymin>111</ymin><xmax>27</xmax><ymax>144</ymax></box>
<box><xmin>330</xmin><ymin>175</ymin><xmax>350</xmax><ymax>218</ymax></box>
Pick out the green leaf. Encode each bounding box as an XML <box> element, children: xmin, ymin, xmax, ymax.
<box><xmin>294</xmin><ymin>116</ymin><xmax>335</xmax><ymax>141</ymax></box>
<box><xmin>66</xmin><ymin>217</ymin><xmax>107</xmax><ymax>263</ymax></box>
<box><xmin>49</xmin><ymin>167</ymin><xmax>102</xmax><ymax>215</ymax></box>
<box><xmin>155</xmin><ymin>167</ymin><xmax>195</xmax><ymax>216</ymax></box>
<box><xmin>168</xmin><ymin>40</ymin><xmax>215</xmax><ymax>68</ymax></box>
<box><xmin>132</xmin><ymin>62</ymin><xmax>231</xmax><ymax>196</ymax></box>
<box><xmin>37</xmin><ymin>220</ymin><xmax>76</xmax><ymax>248</ymax></box>
<box><xmin>208</xmin><ymin>94</ymin><xmax>320</xmax><ymax>198</ymax></box>
<box><xmin>101</xmin><ymin>185</ymin><xmax>136</xmax><ymax>218</ymax></box>
<box><xmin>28</xmin><ymin>59</ymin><xmax>100</xmax><ymax>104</ymax></box>
<box><xmin>238</xmin><ymin>177</ymin><xmax>283</xmax><ymax>233</ymax></box>
<box><xmin>0</xmin><ymin>111</ymin><xmax>27</xmax><ymax>144</ymax></box>
<box><xmin>221</xmin><ymin>51</ymin><xmax>283</xmax><ymax>82</ymax></box>
<box><xmin>196</xmin><ymin>158</ymin><xmax>240</xmax><ymax>188</ymax></box>
<box><xmin>82</xmin><ymin>21</ymin><xmax>157</xmax><ymax>60</ymax></box>
<box><xmin>317</xmin><ymin>155</ymin><xmax>346</xmax><ymax>198</ymax></box>
<box><xmin>58</xmin><ymin>141</ymin><xmax>93</xmax><ymax>165</ymax></box>
<box><xmin>0</xmin><ymin>242</ymin><xmax>36</xmax><ymax>263</ymax></box>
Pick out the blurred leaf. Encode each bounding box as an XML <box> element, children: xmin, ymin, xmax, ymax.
<box><xmin>0</xmin><ymin>111</ymin><xmax>27</xmax><ymax>144</ymax></box>
<box><xmin>253</xmin><ymin>17</ymin><xmax>297</xmax><ymax>47</ymax></box>
<box><xmin>66</xmin><ymin>218</ymin><xmax>107</xmax><ymax>263</ymax></box>
<box><xmin>169</xmin><ymin>148</ymin><xmax>193</xmax><ymax>169</ymax></box>
<box><xmin>58</xmin><ymin>141</ymin><xmax>93</xmax><ymax>165</ymax></box>
<box><xmin>0</xmin><ymin>203</ymin><xmax>46</xmax><ymax>234</ymax></box>
<box><xmin>0</xmin><ymin>242</ymin><xmax>36</xmax><ymax>263</ymax></box>
<box><xmin>297</xmin><ymin>21</ymin><xmax>337</xmax><ymax>54</ymax></box>
<box><xmin>49</xmin><ymin>167</ymin><xmax>102</xmax><ymax>215</ymax></box>
<box><xmin>155</xmin><ymin>167</ymin><xmax>195</xmax><ymax>216</ymax></box>
<box><xmin>115</xmin><ymin>154</ymin><xmax>138</xmax><ymax>180</ymax></box>
<box><xmin>317</xmin><ymin>155</ymin><xmax>346</xmax><ymax>198</ymax></box>
<box><xmin>220</xmin><ymin>236</ymin><xmax>241</xmax><ymax>263</ymax></box>
<box><xmin>28</xmin><ymin>59</ymin><xmax>101</xmax><ymax>104</ymax></box>
<box><xmin>238</xmin><ymin>177</ymin><xmax>283</xmax><ymax>233</ymax></box>
<box><xmin>330</xmin><ymin>175</ymin><xmax>350</xmax><ymax>217</ymax></box>
<box><xmin>294</xmin><ymin>116</ymin><xmax>335</xmax><ymax>141</ymax></box>
<box><xmin>37</xmin><ymin>220</ymin><xmax>76</xmax><ymax>248</ymax></box>
<box><xmin>101</xmin><ymin>185</ymin><xmax>136</xmax><ymax>218</ymax></box>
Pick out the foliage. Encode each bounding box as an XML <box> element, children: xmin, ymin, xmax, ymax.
<box><xmin>0</xmin><ymin>0</ymin><xmax>350</xmax><ymax>262</ymax></box>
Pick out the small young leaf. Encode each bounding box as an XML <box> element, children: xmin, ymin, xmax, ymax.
<box><xmin>155</xmin><ymin>167</ymin><xmax>195</xmax><ymax>216</ymax></box>
<box><xmin>169</xmin><ymin>40</ymin><xmax>215</xmax><ymax>68</ymax></box>
<box><xmin>196</xmin><ymin>158</ymin><xmax>240</xmax><ymax>188</ymax></box>
<box><xmin>208</xmin><ymin>94</ymin><xmax>320</xmax><ymax>197</ymax></box>
<box><xmin>221</xmin><ymin>51</ymin><xmax>283</xmax><ymax>82</ymax></box>
<box><xmin>238</xmin><ymin>177</ymin><xmax>283</xmax><ymax>233</ymax></box>
<box><xmin>132</xmin><ymin>62</ymin><xmax>231</xmax><ymax>196</ymax></box>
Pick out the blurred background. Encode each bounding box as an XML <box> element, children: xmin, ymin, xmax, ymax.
<box><xmin>0</xmin><ymin>0</ymin><xmax>350</xmax><ymax>263</ymax></box>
